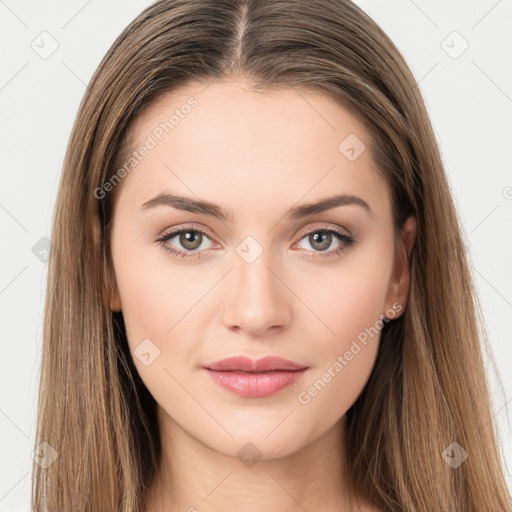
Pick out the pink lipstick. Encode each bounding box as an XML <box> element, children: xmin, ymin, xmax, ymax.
<box><xmin>203</xmin><ymin>356</ymin><xmax>308</xmax><ymax>398</ymax></box>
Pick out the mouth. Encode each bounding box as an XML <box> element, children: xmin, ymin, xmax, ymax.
<box><xmin>203</xmin><ymin>356</ymin><xmax>309</xmax><ymax>398</ymax></box>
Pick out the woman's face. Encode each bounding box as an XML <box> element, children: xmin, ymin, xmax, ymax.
<box><xmin>106</xmin><ymin>79</ymin><xmax>413</xmax><ymax>459</ymax></box>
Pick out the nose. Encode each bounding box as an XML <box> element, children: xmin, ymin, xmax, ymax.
<box><xmin>220</xmin><ymin>247</ymin><xmax>292</xmax><ymax>337</ymax></box>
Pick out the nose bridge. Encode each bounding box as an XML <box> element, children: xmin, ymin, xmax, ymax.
<box><xmin>221</xmin><ymin>236</ymin><xmax>291</xmax><ymax>334</ymax></box>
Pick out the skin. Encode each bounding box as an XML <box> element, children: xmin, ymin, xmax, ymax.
<box><xmin>103</xmin><ymin>78</ymin><xmax>416</xmax><ymax>512</ymax></box>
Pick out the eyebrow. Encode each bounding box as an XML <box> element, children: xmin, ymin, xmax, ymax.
<box><xmin>140</xmin><ymin>192</ymin><xmax>373</xmax><ymax>220</ymax></box>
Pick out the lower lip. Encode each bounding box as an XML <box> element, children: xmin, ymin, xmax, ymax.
<box><xmin>204</xmin><ymin>368</ymin><xmax>308</xmax><ymax>398</ymax></box>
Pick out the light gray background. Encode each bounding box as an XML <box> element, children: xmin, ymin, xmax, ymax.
<box><xmin>1</xmin><ymin>1</ymin><xmax>511</xmax><ymax>510</ymax></box>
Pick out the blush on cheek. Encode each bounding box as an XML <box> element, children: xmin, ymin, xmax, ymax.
<box><xmin>298</xmin><ymin>280</ymin><xmax>385</xmax><ymax>402</ymax></box>
<box><xmin>308</xmin><ymin>279</ymin><xmax>387</xmax><ymax>343</ymax></box>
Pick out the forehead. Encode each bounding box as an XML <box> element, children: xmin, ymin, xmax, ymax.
<box><xmin>130</xmin><ymin>79</ymin><xmax>369</xmax><ymax>147</ymax></box>
<box><xmin>114</xmin><ymin>79</ymin><xmax>389</xmax><ymax>218</ymax></box>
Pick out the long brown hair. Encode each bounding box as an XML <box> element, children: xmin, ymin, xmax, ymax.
<box><xmin>32</xmin><ymin>1</ymin><xmax>512</xmax><ymax>510</ymax></box>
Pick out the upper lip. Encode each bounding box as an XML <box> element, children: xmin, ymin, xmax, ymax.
<box><xmin>204</xmin><ymin>356</ymin><xmax>308</xmax><ymax>373</ymax></box>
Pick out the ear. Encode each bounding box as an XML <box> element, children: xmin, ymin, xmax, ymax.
<box><xmin>384</xmin><ymin>215</ymin><xmax>416</xmax><ymax>319</ymax></box>
<box><xmin>93</xmin><ymin>214</ymin><xmax>122</xmax><ymax>312</ymax></box>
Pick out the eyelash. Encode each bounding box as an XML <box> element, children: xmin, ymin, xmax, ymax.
<box><xmin>154</xmin><ymin>224</ymin><xmax>354</xmax><ymax>260</ymax></box>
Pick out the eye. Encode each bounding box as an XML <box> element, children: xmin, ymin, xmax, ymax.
<box><xmin>294</xmin><ymin>225</ymin><xmax>354</xmax><ymax>258</ymax></box>
<box><xmin>154</xmin><ymin>225</ymin><xmax>217</xmax><ymax>259</ymax></box>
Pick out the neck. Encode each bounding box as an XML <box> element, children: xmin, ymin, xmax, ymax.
<box><xmin>144</xmin><ymin>406</ymin><xmax>369</xmax><ymax>512</ymax></box>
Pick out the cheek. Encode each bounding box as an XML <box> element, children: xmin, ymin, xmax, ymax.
<box><xmin>112</xmin><ymin>232</ymin><xmax>202</xmax><ymax>338</ymax></box>
<box><xmin>294</xmin><ymin>250</ymin><xmax>392</xmax><ymax>421</ymax></box>
<box><xmin>111</xmin><ymin>251</ymin><xmax>201</xmax><ymax>407</ymax></box>
<box><xmin>114</xmin><ymin>259</ymin><xmax>170</xmax><ymax>338</ymax></box>
<box><xmin>111</xmin><ymin>236</ymin><xmax>220</xmax><ymax>387</ymax></box>
<box><xmin>312</xmin><ymin>271</ymin><xmax>386</xmax><ymax>336</ymax></box>
<box><xmin>301</xmin><ymin>248</ymin><xmax>392</xmax><ymax>351</ymax></box>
